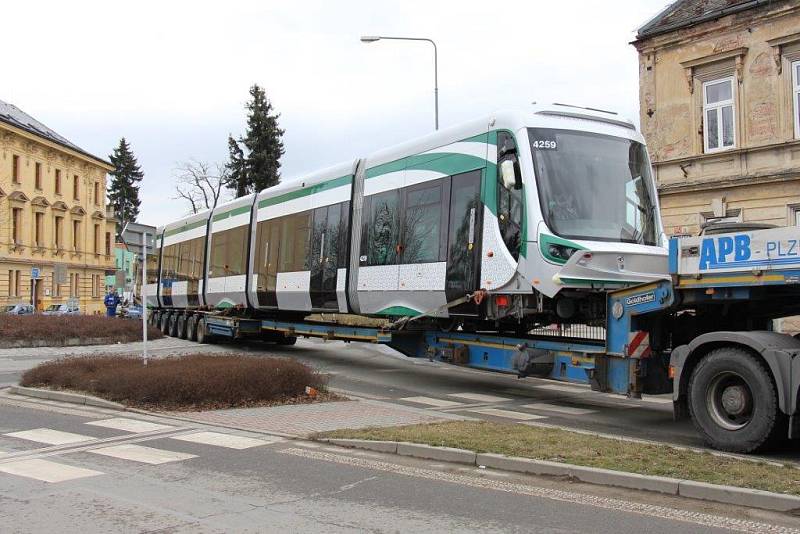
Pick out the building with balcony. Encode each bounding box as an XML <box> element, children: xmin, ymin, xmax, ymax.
<box><xmin>0</xmin><ymin>99</ymin><xmax>117</xmax><ymax>313</ymax></box>
<box><xmin>632</xmin><ymin>0</ymin><xmax>800</xmax><ymax>236</ymax></box>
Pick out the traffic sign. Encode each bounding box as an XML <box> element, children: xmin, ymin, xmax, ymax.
<box><xmin>31</xmin><ymin>267</ymin><xmax>40</xmax><ymax>280</ymax></box>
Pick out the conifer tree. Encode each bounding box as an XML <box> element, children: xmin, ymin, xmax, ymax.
<box><xmin>225</xmin><ymin>134</ymin><xmax>248</xmax><ymax>198</ymax></box>
<box><xmin>107</xmin><ymin>137</ymin><xmax>144</xmax><ymax>229</ymax></box>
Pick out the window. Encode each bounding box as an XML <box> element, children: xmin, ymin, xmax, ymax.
<box><xmin>210</xmin><ymin>225</ymin><xmax>250</xmax><ymax>277</ymax></box>
<box><xmin>498</xmin><ymin>131</ymin><xmax>523</xmax><ymax>260</ymax></box>
<box><xmin>55</xmin><ymin>169</ymin><xmax>61</xmax><ymax>194</ymax></box>
<box><xmin>401</xmin><ymin>181</ymin><xmax>447</xmax><ymax>263</ymax></box>
<box><xmin>52</xmin><ymin>271</ymin><xmax>60</xmax><ymax>298</ymax></box>
<box><xmin>73</xmin><ymin>175</ymin><xmax>79</xmax><ymax>200</ymax></box>
<box><xmin>35</xmin><ymin>212</ymin><xmax>44</xmax><ymax>247</ymax></box>
<box><xmin>794</xmin><ymin>61</ymin><xmax>800</xmax><ymax>139</ymax></box>
<box><xmin>105</xmin><ymin>232</ymin><xmax>112</xmax><ymax>256</ymax></box>
<box><xmin>361</xmin><ymin>190</ymin><xmax>400</xmax><ymax>266</ymax></box>
<box><xmin>12</xmin><ymin>155</ymin><xmax>19</xmax><ymax>184</ymax></box>
<box><xmin>35</xmin><ymin>162</ymin><xmax>42</xmax><ymax>190</ymax></box>
<box><xmin>94</xmin><ymin>182</ymin><xmax>100</xmax><ymax>206</ymax></box>
<box><xmin>92</xmin><ymin>274</ymin><xmax>101</xmax><ymax>298</ymax></box>
<box><xmin>11</xmin><ymin>208</ymin><xmax>22</xmax><ymax>244</ymax></box>
<box><xmin>55</xmin><ymin>216</ymin><xmax>63</xmax><ymax>249</ymax></box>
<box><xmin>703</xmin><ymin>77</ymin><xmax>735</xmax><ymax>152</ymax></box>
<box><xmin>72</xmin><ymin>220</ymin><xmax>80</xmax><ymax>250</ymax></box>
<box><xmin>7</xmin><ymin>270</ymin><xmax>15</xmax><ymax>296</ymax></box>
<box><xmin>277</xmin><ymin>212</ymin><xmax>312</xmax><ymax>272</ymax></box>
<box><xmin>94</xmin><ymin>224</ymin><xmax>100</xmax><ymax>254</ymax></box>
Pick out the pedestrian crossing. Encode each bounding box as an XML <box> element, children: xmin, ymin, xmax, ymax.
<box><xmin>0</xmin><ymin>417</ymin><xmax>281</xmax><ymax>484</ymax></box>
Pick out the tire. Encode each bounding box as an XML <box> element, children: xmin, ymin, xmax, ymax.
<box><xmin>169</xmin><ymin>314</ymin><xmax>180</xmax><ymax>337</ymax></box>
<box><xmin>150</xmin><ymin>311</ymin><xmax>160</xmax><ymax>328</ymax></box>
<box><xmin>196</xmin><ymin>318</ymin><xmax>213</xmax><ymax>344</ymax></box>
<box><xmin>187</xmin><ymin>316</ymin><xmax>198</xmax><ymax>342</ymax></box>
<box><xmin>160</xmin><ymin>313</ymin><xmax>171</xmax><ymax>335</ymax></box>
<box><xmin>278</xmin><ymin>335</ymin><xmax>297</xmax><ymax>346</ymax></box>
<box><xmin>688</xmin><ymin>346</ymin><xmax>785</xmax><ymax>453</ymax></box>
<box><xmin>176</xmin><ymin>315</ymin><xmax>187</xmax><ymax>339</ymax></box>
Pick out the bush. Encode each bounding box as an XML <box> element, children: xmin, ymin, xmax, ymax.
<box><xmin>0</xmin><ymin>315</ymin><xmax>162</xmax><ymax>345</ymax></box>
<box><xmin>21</xmin><ymin>354</ymin><xmax>328</xmax><ymax>410</ymax></box>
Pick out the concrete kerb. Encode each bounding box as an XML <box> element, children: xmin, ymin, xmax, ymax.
<box><xmin>9</xmin><ymin>385</ymin><xmax>125</xmax><ymax>410</ymax></box>
<box><xmin>319</xmin><ymin>438</ymin><xmax>800</xmax><ymax>513</ymax></box>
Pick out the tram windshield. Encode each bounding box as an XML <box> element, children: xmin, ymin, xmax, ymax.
<box><xmin>528</xmin><ymin>128</ymin><xmax>658</xmax><ymax>246</ymax></box>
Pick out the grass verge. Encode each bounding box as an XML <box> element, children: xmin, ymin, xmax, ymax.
<box><xmin>0</xmin><ymin>315</ymin><xmax>162</xmax><ymax>345</ymax></box>
<box><xmin>21</xmin><ymin>354</ymin><xmax>337</xmax><ymax>411</ymax></box>
<box><xmin>321</xmin><ymin>421</ymin><xmax>800</xmax><ymax>495</ymax></box>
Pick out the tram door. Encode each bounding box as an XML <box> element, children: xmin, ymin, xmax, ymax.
<box><xmin>310</xmin><ymin>204</ymin><xmax>341</xmax><ymax>310</ymax></box>
<box><xmin>445</xmin><ymin>169</ymin><xmax>483</xmax><ymax>314</ymax></box>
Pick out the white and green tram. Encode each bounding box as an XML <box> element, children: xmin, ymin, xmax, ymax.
<box><xmin>147</xmin><ymin>104</ymin><xmax>669</xmax><ymax>332</ymax></box>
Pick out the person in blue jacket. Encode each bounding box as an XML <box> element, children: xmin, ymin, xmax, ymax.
<box><xmin>104</xmin><ymin>289</ymin><xmax>120</xmax><ymax>318</ymax></box>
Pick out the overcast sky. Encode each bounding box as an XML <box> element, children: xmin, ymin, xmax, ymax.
<box><xmin>4</xmin><ymin>0</ymin><xmax>669</xmax><ymax>226</ymax></box>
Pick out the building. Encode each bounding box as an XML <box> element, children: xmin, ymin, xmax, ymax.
<box><xmin>0</xmin><ymin>100</ymin><xmax>117</xmax><ymax>314</ymax></box>
<box><xmin>120</xmin><ymin>221</ymin><xmax>156</xmax><ymax>259</ymax></box>
<box><xmin>632</xmin><ymin>0</ymin><xmax>800</xmax><ymax>236</ymax></box>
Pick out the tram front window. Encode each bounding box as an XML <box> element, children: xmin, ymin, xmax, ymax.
<box><xmin>529</xmin><ymin>128</ymin><xmax>658</xmax><ymax>246</ymax></box>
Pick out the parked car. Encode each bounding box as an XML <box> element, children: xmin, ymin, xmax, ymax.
<box><xmin>2</xmin><ymin>304</ymin><xmax>34</xmax><ymax>315</ymax></box>
<box><xmin>119</xmin><ymin>304</ymin><xmax>143</xmax><ymax>319</ymax></box>
<box><xmin>41</xmin><ymin>304</ymin><xmax>80</xmax><ymax>316</ymax></box>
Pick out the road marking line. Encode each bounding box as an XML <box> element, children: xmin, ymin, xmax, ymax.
<box><xmin>280</xmin><ymin>448</ymin><xmax>794</xmax><ymax>534</ymax></box>
<box><xmin>89</xmin><ymin>444</ymin><xmax>196</xmax><ymax>465</ymax></box>
<box><xmin>5</xmin><ymin>428</ymin><xmax>96</xmax><ymax>445</ymax></box>
<box><xmin>521</xmin><ymin>403</ymin><xmax>597</xmax><ymax>416</ymax></box>
<box><xmin>399</xmin><ymin>396</ymin><xmax>465</xmax><ymax>408</ymax></box>
<box><xmin>446</xmin><ymin>393</ymin><xmax>511</xmax><ymax>403</ymax></box>
<box><xmin>468</xmin><ymin>408</ymin><xmax>548</xmax><ymax>421</ymax></box>
<box><xmin>0</xmin><ymin>458</ymin><xmax>103</xmax><ymax>483</ymax></box>
<box><xmin>170</xmin><ymin>431</ymin><xmax>276</xmax><ymax>450</ymax></box>
<box><xmin>86</xmin><ymin>418</ymin><xmax>174</xmax><ymax>433</ymax></box>
<box><xmin>532</xmin><ymin>384</ymin><xmax>590</xmax><ymax>394</ymax></box>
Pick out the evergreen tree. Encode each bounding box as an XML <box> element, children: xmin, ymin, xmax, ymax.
<box><xmin>226</xmin><ymin>84</ymin><xmax>285</xmax><ymax>197</ymax></box>
<box><xmin>225</xmin><ymin>134</ymin><xmax>248</xmax><ymax>198</ymax></box>
<box><xmin>107</xmin><ymin>137</ymin><xmax>144</xmax><ymax>229</ymax></box>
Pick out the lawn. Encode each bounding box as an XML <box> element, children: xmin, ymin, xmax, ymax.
<box><xmin>321</xmin><ymin>421</ymin><xmax>800</xmax><ymax>495</ymax></box>
<box><xmin>21</xmin><ymin>354</ymin><xmax>336</xmax><ymax>411</ymax></box>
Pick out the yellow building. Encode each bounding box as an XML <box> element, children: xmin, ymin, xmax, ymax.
<box><xmin>0</xmin><ymin>99</ymin><xmax>116</xmax><ymax>314</ymax></box>
<box><xmin>632</xmin><ymin>0</ymin><xmax>800</xmax><ymax>236</ymax></box>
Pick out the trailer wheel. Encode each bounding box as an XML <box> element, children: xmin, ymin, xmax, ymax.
<box><xmin>186</xmin><ymin>316</ymin><xmax>198</xmax><ymax>342</ymax></box>
<box><xmin>688</xmin><ymin>346</ymin><xmax>784</xmax><ymax>453</ymax></box>
<box><xmin>160</xmin><ymin>313</ymin><xmax>171</xmax><ymax>335</ymax></box>
<box><xmin>149</xmin><ymin>311</ymin><xmax>159</xmax><ymax>327</ymax></box>
<box><xmin>278</xmin><ymin>335</ymin><xmax>297</xmax><ymax>346</ymax></box>
<box><xmin>176</xmin><ymin>315</ymin><xmax>187</xmax><ymax>339</ymax></box>
<box><xmin>168</xmin><ymin>314</ymin><xmax>180</xmax><ymax>337</ymax></box>
<box><xmin>196</xmin><ymin>318</ymin><xmax>213</xmax><ymax>344</ymax></box>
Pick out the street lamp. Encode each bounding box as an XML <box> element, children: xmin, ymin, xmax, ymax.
<box><xmin>360</xmin><ymin>35</ymin><xmax>439</xmax><ymax>130</ymax></box>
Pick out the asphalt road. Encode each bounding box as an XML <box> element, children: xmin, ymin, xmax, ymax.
<box><xmin>2</xmin><ymin>336</ymin><xmax>799</xmax><ymax>463</ymax></box>
<box><xmin>0</xmin><ymin>396</ymin><xmax>796</xmax><ymax>533</ymax></box>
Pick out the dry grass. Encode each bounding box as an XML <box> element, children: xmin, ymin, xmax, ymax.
<box><xmin>21</xmin><ymin>354</ymin><xmax>331</xmax><ymax>411</ymax></box>
<box><xmin>0</xmin><ymin>315</ymin><xmax>162</xmax><ymax>345</ymax></box>
<box><xmin>321</xmin><ymin>421</ymin><xmax>800</xmax><ymax>495</ymax></box>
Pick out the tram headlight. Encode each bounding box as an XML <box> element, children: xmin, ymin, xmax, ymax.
<box><xmin>547</xmin><ymin>243</ymin><xmax>579</xmax><ymax>263</ymax></box>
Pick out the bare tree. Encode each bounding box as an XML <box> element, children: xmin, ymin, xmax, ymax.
<box><xmin>173</xmin><ymin>160</ymin><xmax>230</xmax><ymax>214</ymax></box>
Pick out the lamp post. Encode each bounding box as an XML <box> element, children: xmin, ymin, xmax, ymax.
<box><xmin>360</xmin><ymin>35</ymin><xmax>439</xmax><ymax>130</ymax></box>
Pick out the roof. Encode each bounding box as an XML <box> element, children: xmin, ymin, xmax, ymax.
<box><xmin>0</xmin><ymin>99</ymin><xmax>111</xmax><ymax>167</ymax></box>
<box><xmin>636</xmin><ymin>0</ymin><xmax>768</xmax><ymax>40</ymax></box>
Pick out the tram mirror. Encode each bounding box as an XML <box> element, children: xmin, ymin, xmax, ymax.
<box><xmin>500</xmin><ymin>159</ymin><xmax>517</xmax><ymax>189</ymax></box>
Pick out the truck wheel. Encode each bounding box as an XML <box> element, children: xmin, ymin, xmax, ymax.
<box><xmin>176</xmin><ymin>315</ymin><xmax>187</xmax><ymax>339</ymax></box>
<box><xmin>196</xmin><ymin>318</ymin><xmax>213</xmax><ymax>344</ymax></box>
<box><xmin>169</xmin><ymin>314</ymin><xmax>180</xmax><ymax>337</ymax></box>
<box><xmin>688</xmin><ymin>346</ymin><xmax>785</xmax><ymax>453</ymax></box>
<box><xmin>160</xmin><ymin>313</ymin><xmax>171</xmax><ymax>335</ymax></box>
<box><xmin>278</xmin><ymin>335</ymin><xmax>297</xmax><ymax>346</ymax></box>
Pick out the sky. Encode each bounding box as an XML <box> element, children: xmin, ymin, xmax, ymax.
<box><xmin>3</xmin><ymin>0</ymin><xmax>670</xmax><ymax>226</ymax></box>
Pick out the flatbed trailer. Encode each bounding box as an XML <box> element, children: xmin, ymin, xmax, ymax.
<box><xmin>150</xmin><ymin>228</ymin><xmax>800</xmax><ymax>454</ymax></box>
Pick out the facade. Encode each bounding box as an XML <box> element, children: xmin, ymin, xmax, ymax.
<box><xmin>0</xmin><ymin>100</ymin><xmax>116</xmax><ymax>314</ymax></box>
<box><xmin>632</xmin><ymin>0</ymin><xmax>800</xmax><ymax>236</ymax></box>
<box><xmin>120</xmin><ymin>221</ymin><xmax>156</xmax><ymax>258</ymax></box>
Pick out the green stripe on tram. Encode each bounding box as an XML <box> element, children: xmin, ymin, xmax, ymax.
<box><xmin>212</xmin><ymin>205</ymin><xmax>251</xmax><ymax>222</ymax></box>
<box><xmin>164</xmin><ymin>219</ymin><xmax>208</xmax><ymax>238</ymax></box>
<box><xmin>258</xmin><ymin>175</ymin><xmax>353</xmax><ymax>209</ymax></box>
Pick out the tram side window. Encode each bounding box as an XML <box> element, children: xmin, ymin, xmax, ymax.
<box><xmin>497</xmin><ymin>131</ymin><xmax>522</xmax><ymax>261</ymax></box>
<box><xmin>177</xmin><ymin>241</ymin><xmax>190</xmax><ymax>281</ymax></box>
<box><xmin>162</xmin><ymin>244</ymin><xmax>178</xmax><ymax>280</ymax></box>
<box><xmin>362</xmin><ymin>190</ymin><xmax>400</xmax><ymax>266</ymax></box>
<box><xmin>210</xmin><ymin>225</ymin><xmax>248</xmax><ymax>278</ymax></box>
<box><xmin>401</xmin><ymin>180</ymin><xmax>447</xmax><ymax>264</ymax></box>
<box><xmin>336</xmin><ymin>202</ymin><xmax>350</xmax><ymax>269</ymax></box>
<box><xmin>147</xmin><ymin>246</ymin><xmax>161</xmax><ymax>284</ymax></box>
<box><xmin>278</xmin><ymin>211</ymin><xmax>311</xmax><ymax>272</ymax></box>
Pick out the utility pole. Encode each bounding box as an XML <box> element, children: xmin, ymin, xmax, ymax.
<box><xmin>141</xmin><ymin>231</ymin><xmax>148</xmax><ymax>366</ymax></box>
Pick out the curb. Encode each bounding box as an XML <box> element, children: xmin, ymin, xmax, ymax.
<box><xmin>320</xmin><ymin>438</ymin><xmax>800</xmax><ymax>513</ymax></box>
<box><xmin>9</xmin><ymin>386</ymin><xmax>125</xmax><ymax>410</ymax></box>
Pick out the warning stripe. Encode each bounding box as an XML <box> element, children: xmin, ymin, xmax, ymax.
<box><xmin>628</xmin><ymin>331</ymin><xmax>651</xmax><ymax>358</ymax></box>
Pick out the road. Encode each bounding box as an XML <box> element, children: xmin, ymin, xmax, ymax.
<box><xmin>2</xmin><ymin>336</ymin><xmax>799</xmax><ymax>462</ymax></box>
<box><xmin>0</xmin><ymin>395</ymin><xmax>797</xmax><ymax>533</ymax></box>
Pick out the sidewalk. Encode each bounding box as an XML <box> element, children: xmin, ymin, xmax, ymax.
<box><xmin>167</xmin><ymin>397</ymin><xmax>467</xmax><ymax>437</ymax></box>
